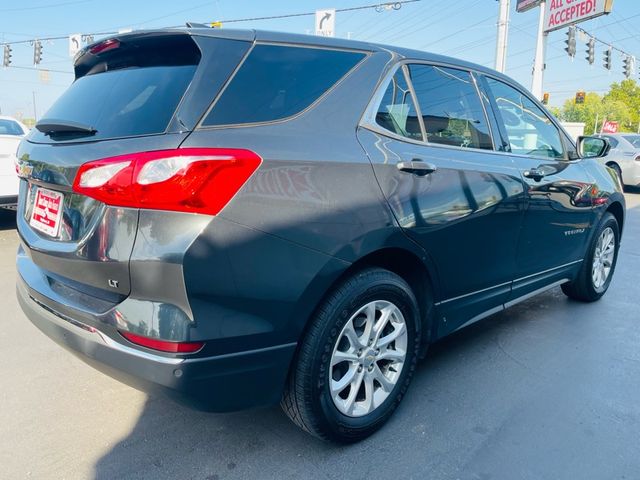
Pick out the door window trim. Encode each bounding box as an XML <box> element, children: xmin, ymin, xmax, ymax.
<box><xmin>360</xmin><ymin>59</ymin><xmax>497</xmax><ymax>153</ymax></box>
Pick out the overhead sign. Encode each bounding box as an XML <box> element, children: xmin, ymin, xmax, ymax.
<box><xmin>516</xmin><ymin>0</ymin><xmax>542</xmax><ymax>13</ymax></box>
<box><xmin>68</xmin><ymin>33</ymin><xmax>81</xmax><ymax>57</ymax></box>
<box><xmin>601</xmin><ymin>120</ymin><xmax>619</xmax><ymax>133</ymax></box>
<box><xmin>315</xmin><ymin>9</ymin><xmax>335</xmax><ymax>37</ymax></box>
<box><xmin>544</xmin><ymin>0</ymin><xmax>614</xmax><ymax>33</ymax></box>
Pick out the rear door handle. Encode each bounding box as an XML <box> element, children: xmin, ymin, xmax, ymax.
<box><xmin>397</xmin><ymin>160</ymin><xmax>437</xmax><ymax>176</ymax></box>
<box><xmin>523</xmin><ymin>168</ymin><xmax>547</xmax><ymax>181</ymax></box>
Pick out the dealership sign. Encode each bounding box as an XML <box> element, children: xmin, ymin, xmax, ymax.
<box><xmin>516</xmin><ymin>0</ymin><xmax>542</xmax><ymax>13</ymax></box>
<box><xmin>544</xmin><ymin>0</ymin><xmax>614</xmax><ymax>32</ymax></box>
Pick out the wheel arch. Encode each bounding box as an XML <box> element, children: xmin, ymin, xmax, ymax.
<box><xmin>606</xmin><ymin>200</ymin><xmax>625</xmax><ymax>237</ymax></box>
<box><xmin>292</xmin><ymin>246</ymin><xmax>440</xmax><ymax>359</ymax></box>
<box><xmin>605</xmin><ymin>161</ymin><xmax>623</xmax><ymax>183</ymax></box>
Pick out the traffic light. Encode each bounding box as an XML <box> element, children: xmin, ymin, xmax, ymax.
<box><xmin>2</xmin><ymin>45</ymin><xmax>11</xmax><ymax>67</ymax></box>
<box><xmin>565</xmin><ymin>26</ymin><xmax>576</xmax><ymax>58</ymax></box>
<box><xmin>623</xmin><ymin>55</ymin><xmax>634</xmax><ymax>78</ymax></box>
<box><xmin>542</xmin><ymin>93</ymin><xmax>549</xmax><ymax>105</ymax></box>
<box><xmin>586</xmin><ymin>38</ymin><xmax>595</xmax><ymax>65</ymax></box>
<box><xmin>33</xmin><ymin>40</ymin><xmax>42</xmax><ymax>65</ymax></box>
<box><xmin>603</xmin><ymin>47</ymin><xmax>612</xmax><ymax>70</ymax></box>
<box><xmin>575</xmin><ymin>91</ymin><xmax>585</xmax><ymax>104</ymax></box>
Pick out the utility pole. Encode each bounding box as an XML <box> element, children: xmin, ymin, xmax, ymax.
<box><xmin>531</xmin><ymin>0</ymin><xmax>547</xmax><ymax>100</ymax></box>
<box><xmin>495</xmin><ymin>0</ymin><xmax>510</xmax><ymax>73</ymax></box>
<box><xmin>32</xmin><ymin>91</ymin><xmax>37</xmax><ymax>121</ymax></box>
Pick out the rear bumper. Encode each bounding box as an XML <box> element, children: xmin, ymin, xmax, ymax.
<box><xmin>17</xmin><ymin>277</ymin><xmax>296</xmax><ymax>412</ymax></box>
<box><xmin>0</xmin><ymin>194</ymin><xmax>18</xmax><ymax>207</ymax></box>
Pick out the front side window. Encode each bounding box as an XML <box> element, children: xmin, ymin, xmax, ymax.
<box><xmin>375</xmin><ymin>69</ymin><xmax>422</xmax><ymax>141</ymax></box>
<box><xmin>408</xmin><ymin>65</ymin><xmax>493</xmax><ymax>150</ymax></box>
<box><xmin>485</xmin><ymin>77</ymin><xmax>564</xmax><ymax>159</ymax></box>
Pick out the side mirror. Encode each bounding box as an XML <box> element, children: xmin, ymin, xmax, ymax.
<box><xmin>577</xmin><ymin>136</ymin><xmax>610</xmax><ymax>158</ymax></box>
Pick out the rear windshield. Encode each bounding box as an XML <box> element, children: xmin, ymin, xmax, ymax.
<box><xmin>32</xmin><ymin>34</ymin><xmax>200</xmax><ymax>142</ymax></box>
<box><xmin>202</xmin><ymin>44</ymin><xmax>365</xmax><ymax>126</ymax></box>
<box><xmin>0</xmin><ymin>119</ymin><xmax>24</xmax><ymax>136</ymax></box>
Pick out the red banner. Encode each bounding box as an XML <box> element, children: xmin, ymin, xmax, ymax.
<box><xmin>601</xmin><ymin>120</ymin><xmax>619</xmax><ymax>134</ymax></box>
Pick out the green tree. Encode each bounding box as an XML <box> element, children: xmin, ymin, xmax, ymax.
<box><xmin>604</xmin><ymin>79</ymin><xmax>640</xmax><ymax>131</ymax></box>
<box><xmin>556</xmin><ymin>85</ymin><xmax>636</xmax><ymax>134</ymax></box>
<box><xmin>559</xmin><ymin>92</ymin><xmax>603</xmax><ymax>134</ymax></box>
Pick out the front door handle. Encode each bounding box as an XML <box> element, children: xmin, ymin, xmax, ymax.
<box><xmin>397</xmin><ymin>160</ymin><xmax>437</xmax><ymax>177</ymax></box>
<box><xmin>523</xmin><ymin>167</ymin><xmax>547</xmax><ymax>182</ymax></box>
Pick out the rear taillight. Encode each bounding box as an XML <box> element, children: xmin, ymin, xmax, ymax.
<box><xmin>119</xmin><ymin>331</ymin><xmax>204</xmax><ymax>353</ymax></box>
<box><xmin>89</xmin><ymin>38</ymin><xmax>120</xmax><ymax>55</ymax></box>
<box><xmin>72</xmin><ymin>148</ymin><xmax>261</xmax><ymax>215</ymax></box>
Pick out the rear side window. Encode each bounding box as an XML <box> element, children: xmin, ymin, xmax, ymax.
<box><xmin>375</xmin><ymin>69</ymin><xmax>422</xmax><ymax>141</ymax></box>
<box><xmin>408</xmin><ymin>65</ymin><xmax>493</xmax><ymax>150</ymax></box>
<box><xmin>603</xmin><ymin>135</ymin><xmax>619</xmax><ymax>148</ymax></box>
<box><xmin>203</xmin><ymin>45</ymin><xmax>365</xmax><ymax>126</ymax></box>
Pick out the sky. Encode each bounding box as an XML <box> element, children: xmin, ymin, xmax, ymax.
<box><xmin>0</xmin><ymin>0</ymin><xmax>639</xmax><ymax>120</ymax></box>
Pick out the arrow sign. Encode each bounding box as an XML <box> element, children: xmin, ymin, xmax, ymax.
<box><xmin>315</xmin><ymin>9</ymin><xmax>336</xmax><ymax>37</ymax></box>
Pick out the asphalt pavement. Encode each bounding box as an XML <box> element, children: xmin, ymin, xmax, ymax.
<box><xmin>1</xmin><ymin>193</ymin><xmax>639</xmax><ymax>480</ymax></box>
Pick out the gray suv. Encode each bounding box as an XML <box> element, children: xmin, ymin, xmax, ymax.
<box><xmin>16</xmin><ymin>28</ymin><xmax>624</xmax><ymax>442</ymax></box>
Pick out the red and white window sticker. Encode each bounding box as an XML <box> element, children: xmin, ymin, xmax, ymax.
<box><xmin>30</xmin><ymin>187</ymin><xmax>64</xmax><ymax>237</ymax></box>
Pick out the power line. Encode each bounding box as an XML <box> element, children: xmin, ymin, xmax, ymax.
<box><xmin>358</xmin><ymin>0</ymin><xmax>450</xmax><ymax>43</ymax></box>
<box><xmin>4</xmin><ymin>65</ymin><xmax>73</xmax><ymax>75</ymax></box>
<box><xmin>415</xmin><ymin>13</ymin><xmax>495</xmax><ymax>51</ymax></box>
<box><xmin>0</xmin><ymin>0</ymin><xmax>94</xmax><ymax>13</ymax></box>
<box><xmin>212</xmin><ymin>1</ymin><xmax>422</xmax><ymax>24</ymax></box>
<box><xmin>0</xmin><ymin>1</ymin><xmax>423</xmax><ymax>48</ymax></box>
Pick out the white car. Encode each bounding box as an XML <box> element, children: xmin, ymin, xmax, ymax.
<box><xmin>0</xmin><ymin>116</ymin><xmax>28</xmax><ymax>208</ymax></box>
<box><xmin>595</xmin><ymin>133</ymin><xmax>640</xmax><ymax>189</ymax></box>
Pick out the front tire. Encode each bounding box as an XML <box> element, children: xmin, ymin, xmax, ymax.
<box><xmin>281</xmin><ymin>268</ymin><xmax>420</xmax><ymax>442</ymax></box>
<box><xmin>562</xmin><ymin>212</ymin><xmax>619</xmax><ymax>302</ymax></box>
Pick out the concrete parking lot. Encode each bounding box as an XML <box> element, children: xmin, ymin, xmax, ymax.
<box><xmin>1</xmin><ymin>193</ymin><xmax>639</xmax><ymax>480</ymax></box>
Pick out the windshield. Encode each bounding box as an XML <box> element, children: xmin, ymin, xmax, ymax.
<box><xmin>623</xmin><ymin>135</ymin><xmax>640</xmax><ymax>148</ymax></box>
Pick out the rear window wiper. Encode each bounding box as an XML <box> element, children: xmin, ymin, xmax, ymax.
<box><xmin>35</xmin><ymin>119</ymin><xmax>97</xmax><ymax>136</ymax></box>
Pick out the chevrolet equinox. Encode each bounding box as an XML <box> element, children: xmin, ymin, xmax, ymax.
<box><xmin>16</xmin><ymin>28</ymin><xmax>624</xmax><ymax>442</ymax></box>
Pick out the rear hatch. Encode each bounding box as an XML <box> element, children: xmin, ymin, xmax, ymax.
<box><xmin>16</xmin><ymin>30</ymin><xmax>252</xmax><ymax>305</ymax></box>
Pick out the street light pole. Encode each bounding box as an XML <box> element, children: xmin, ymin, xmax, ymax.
<box><xmin>531</xmin><ymin>1</ymin><xmax>547</xmax><ymax>99</ymax></box>
<box><xmin>495</xmin><ymin>0</ymin><xmax>511</xmax><ymax>73</ymax></box>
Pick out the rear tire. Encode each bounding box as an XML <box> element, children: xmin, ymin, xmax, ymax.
<box><xmin>281</xmin><ymin>268</ymin><xmax>420</xmax><ymax>443</ymax></box>
<box><xmin>561</xmin><ymin>212</ymin><xmax>619</xmax><ymax>302</ymax></box>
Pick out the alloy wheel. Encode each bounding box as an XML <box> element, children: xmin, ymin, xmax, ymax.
<box><xmin>329</xmin><ymin>300</ymin><xmax>408</xmax><ymax>417</ymax></box>
<box><xmin>592</xmin><ymin>226</ymin><xmax>615</xmax><ymax>290</ymax></box>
